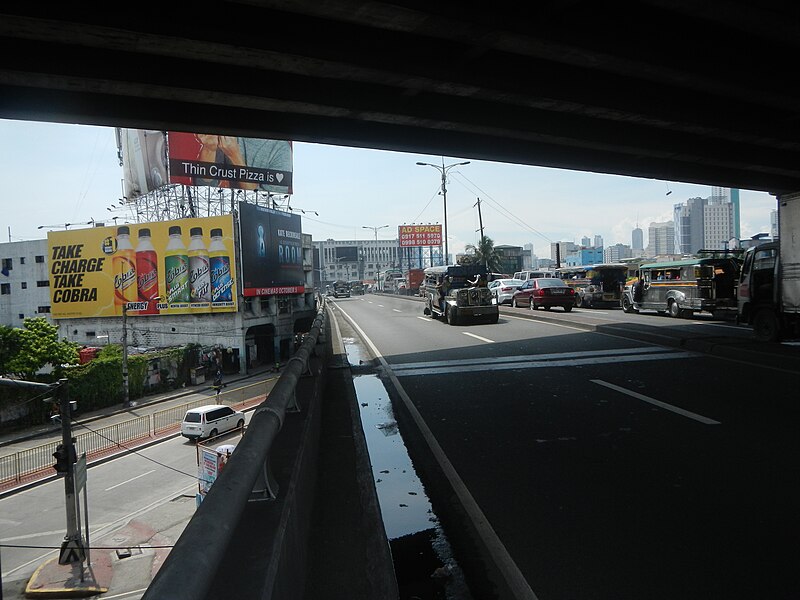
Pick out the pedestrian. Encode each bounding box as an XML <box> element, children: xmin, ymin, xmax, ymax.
<box><xmin>213</xmin><ymin>369</ymin><xmax>223</xmax><ymax>396</ymax></box>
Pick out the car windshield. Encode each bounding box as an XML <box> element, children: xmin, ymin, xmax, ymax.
<box><xmin>535</xmin><ymin>278</ymin><xmax>567</xmax><ymax>288</ymax></box>
<box><xmin>504</xmin><ymin>279</ymin><xmax>523</xmax><ymax>286</ymax></box>
<box><xmin>184</xmin><ymin>412</ymin><xmax>201</xmax><ymax>423</ymax></box>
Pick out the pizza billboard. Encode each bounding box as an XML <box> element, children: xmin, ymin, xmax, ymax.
<box><xmin>48</xmin><ymin>216</ymin><xmax>237</xmax><ymax>319</ymax></box>
<box><xmin>398</xmin><ymin>224</ymin><xmax>442</xmax><ymax>248</ymax></box>
<box><xmin>168</xmin><ymin>132</ymin><xmax>293</xmax><ymax>194</ymax></box>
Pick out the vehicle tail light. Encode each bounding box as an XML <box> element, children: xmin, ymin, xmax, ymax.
<box><xmin>533</xmin><ymin>289</ymin><xmax>545</xmax><ymax>297</ymax></box>
<box><xmin>501</xmin><ymin>286</ymin><xmax>511</xmax><ymax>291</ymax></box>
<box><xmin>568</xmin><ymin>288</ymin><xmax>575</xmax><ymax>295</ymax></box>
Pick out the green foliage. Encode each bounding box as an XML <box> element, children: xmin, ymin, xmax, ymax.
<box><xmin>0</xmin><ymin>324</ymin><xmax>22</xmax><ymax>375</ymax></box>
<box><xmin>462</xmin><ymin>236</ymin><xmax>502</xmax><ymax>272</ymax></box>
<box><xmin>2</xmin><ymin>318</ymin><xmax>78</xmax><ymax>379</ymax></box>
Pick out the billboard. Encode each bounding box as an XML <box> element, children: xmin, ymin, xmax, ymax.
<box><xmin>118</xmin><ymin>129</ymin><xmax>168</xmax><ymax>199</ymax></box>
<box><xmin>399</xmin><ymin>224</ymin><xmax>442</xmax><ymax>247</ymax></box>
<box><xmin>239</xmin><ymin>203</ymin><xmax>304</xmax><ymax>296</ymax></box>
<box><xmin>336</xmin><ymin>246</ymin><xmax>359</xmax><ymax>262</ymax></box>
<box><xmin>48</xmin><ymin>216</ymin><xmax>237</xmax><ymax>319</ymax></box>
<box><xmin>168</xmin><ymin>132</ymin><xmax>293</xmax><ymax>194</ymax></box>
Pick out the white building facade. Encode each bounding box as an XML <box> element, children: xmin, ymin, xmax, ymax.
<box><xmin>0</xmin><ymin>239</ymin><xmax>52</xmax><ymax>327</ymax></box>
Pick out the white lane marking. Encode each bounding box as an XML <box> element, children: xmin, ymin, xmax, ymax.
<box><xmin>104</xmin><ymin>469</ymin><xmax>156</xmax><ymax>491</ymax></box>
<box><xmin>331</xmin><ymin>303</ymin><xmax>538</xmax><ymax>600</ymax></box>
<box><xmin>101</xmin><ymin>589</ymin><xmax>149</xmax><ymax>600</ymax></box>
<box><xmin>395</xmin><ymin>351</ymin><xmax>693</xmax><ymax>376</ymax></box>
<box><xmin>367</xmin><ymin>301</ymin><xmax>374</xmax><ymax>304</ymax></box>
<box><xmin>577</xmin><ymin>310</ymin><xmax>609</xmax><ymax>315</ymax></box>
<box><xmin>416</xmin><ymin>316</ymin><xmax>430</xmax><ymax>322</ymax></box>
<box><xmin>377</xmin><ymin>304</ymin><xmax>385</xmax><ymax>307</ymax></box>
<box><xmin>462</xmin><ymin>332</ymin><xmax>495</xmax><ymax>343</ymax></box>
<box><xmin>504</xmin><ymin>314</ymin><xmax>587</xmax><ymax>331</ymax></box>
<box><xmin>591</xmin><ymin>379</ymin><xmax>721</xmax><ymax>425</ymax></box>
<box><xmin>392</xmin><ymin>346</ymin><xmax>676</xmax><ymax>371</ymax></box>
<box><xmin>392</xmin><ymin>309</ymin><xmax>402</xmax><ymax>313</ymax></box>
<box><xmin>0</xmin><ymin>525</ymin><xmax>107</xmax><ymax>543</ymax></box>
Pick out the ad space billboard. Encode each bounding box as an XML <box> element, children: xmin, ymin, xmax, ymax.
<box><xmin>399</xmin><ymin>224</ymin><xmax>442</xmax><ymax>248</ymax></box>
<box><xmin>239</xmin><ymin>203</ymin><xmax>304</xmax><ymax>296</ymax></box>
<box><xmin>48</xmin><ymin>216</ymin><xmax>237</xmax><ymax>319</ymax></box>
<box><xmin>168</xmin><ymin>132</ymin><xmax>293</xmax><ymax>194</ymax></box>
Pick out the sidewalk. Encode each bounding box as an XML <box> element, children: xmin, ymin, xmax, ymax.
<box><xmin>1</xmin><ymin>364</ymin><xmax>279</xmax><ymax>599</ymax></box>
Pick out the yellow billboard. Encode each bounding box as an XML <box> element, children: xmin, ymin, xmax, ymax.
<box><xmin>48</xmin><ymin>216</ymin><xmax>237</xmax><ymax>319</ymax></box>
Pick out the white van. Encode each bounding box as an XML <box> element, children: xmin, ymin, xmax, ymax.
<box><xmin>181</xmin><ymin>405</ymin><xmax>245</xmax><ymax>441</ymax></box>
<box><xmin>513</xmin><ymin>270</ymin><xmax>557</xmax><ymax>281</ymax></box>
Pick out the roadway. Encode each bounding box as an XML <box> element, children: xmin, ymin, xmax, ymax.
<box><xmin>330</xmin><ymin>293</ymin><xmax>800</xmax><ymax>600</ymax></box>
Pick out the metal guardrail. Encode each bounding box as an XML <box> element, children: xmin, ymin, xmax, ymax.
<box><xmin>1</xmin><ymin>380</ymin><xmax>271</xmax><ymax>486</ymax></box>
<box><xmin>143</xmin><ymin>300</ymin><xmax>327</xmax><ymax>600</ymax></box>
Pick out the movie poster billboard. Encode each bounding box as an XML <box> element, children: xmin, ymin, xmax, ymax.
<box><xmin>239</xmin><ymin>203</ymin><xmax>304</xmax><ymax>296</ymax></box>
<box><xmin>118</xmin><ymin>129</ymin><xmax>168</xmax><ymax>199</ymax></box>
<box><xmin>48</xmin><ymin>216</ymin><xmax>237</xmax><ymax>319</ymax></box>
<box><xmin>168</xmin><ymin>132</ymin><xmax>293</xmax><ymax>194</ymax></box>
<box><xmin>399</xmin><ymin>224</ymin><xmax>442</xmax><ymax>247</ymax></box>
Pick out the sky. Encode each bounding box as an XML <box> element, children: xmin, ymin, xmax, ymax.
<box><xmin>0</xmin><ymin>118</ymin><xmax>778</xmax><ymax>259</ymax></box>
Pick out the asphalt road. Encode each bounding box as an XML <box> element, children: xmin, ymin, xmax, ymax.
<box><xmin>331</xmin><ymin>294</ymin><xmax>800</xmax><ymax>600</ymax></box>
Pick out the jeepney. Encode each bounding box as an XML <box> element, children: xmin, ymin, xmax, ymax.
<box><xmin>557</xmin><ymin>263</ymin><xmax>627</xmax><ymax>308</ymax></box>
<box><xmin>621</xmin><ymin>254</ymin><xmax>741</xmax><ymax>318</ymax></box>
<box><xmin>422</xmin><ymin>265</ymin><xmax>499</xmax><ymax>325</ymax></box>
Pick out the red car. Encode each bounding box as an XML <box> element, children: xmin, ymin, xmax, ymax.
<box><xmin>511</xmin><ymin>278</ymin><xmax>575</xmax><ymax>311</ymax></box>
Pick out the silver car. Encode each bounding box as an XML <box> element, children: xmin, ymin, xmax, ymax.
<box><xmin>488</xmin><ymin>278</ymin><xmax>524</xmax><ymax>305</ymax></box>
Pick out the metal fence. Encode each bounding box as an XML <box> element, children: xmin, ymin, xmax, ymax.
<box><xmin>1</xmin><ymin>380</ymin><xmax>270</xmax><ymax>488</ymax></box>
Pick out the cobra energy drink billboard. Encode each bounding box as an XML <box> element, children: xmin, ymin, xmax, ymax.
<box><xmin>47</xmin><ymin>216</ymin><xmax>237</xmax><ymax>318</ymax></box>
<box><xmin>239</xmin><ymin>203</ymin><xmax>304</xmax><ymax>296</ymax></box>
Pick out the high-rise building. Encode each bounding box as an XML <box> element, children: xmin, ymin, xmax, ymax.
<box><xmin>551</xmin><ymin>241</ymin><xmax>578</xmax><ymax>266</ymax></box>
<box><xmin>604</xmin><ymin>243</ymin><xmax>633</xmax><ymax>263</ymax></box>
<box><xmin>632</xmin><ymin>227</ymin><xmax>644</xmax><ymax>253</ymax></box>
<box><xmin>674</xmin><ymin>196</ymin><xmax>707</xmax><ymax>255</ymax></box>
<box><xmin>770</xmin><ymin>209</ymin><xmax>779</xmax><ymax>238</ymax></box>
<box><xmin>704</xmin><ymin>200</ymin><xmax>734</xmax><ymax>250</ymax></box>
<box><xmin>647</xmin><ymin>221</ymin><xmax>675</xmax><ymax>257</ymax></box>
<box><xmin>593</xmin><ymin>235</ymin><xmax>603</xmax><ymax>248</ymax></box>
<box><xmin>581</xmin><ymin>236</ymin><xmax>591</xmax><ymax>247</ymax></box>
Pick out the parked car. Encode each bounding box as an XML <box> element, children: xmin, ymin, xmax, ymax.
<box><xmin>488</xmin><ymin>278</ymin><xmax>524</xmax><ymax>305</ymax></box>
<box><xmin>181</xmin><ymin>405</ymin><xmax>245</xmax><ymax>441</ymax></box>
<box><xmin>511</xmin><ymin>278</ymin><xmax>575</xmax><ymax>311</ymax></box>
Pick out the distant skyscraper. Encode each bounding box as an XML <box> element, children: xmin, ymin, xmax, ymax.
<box><xmin>604</xmin><ymin>244</ymin><xmax>633</xmax><ymax>262</ymax></box>
<box><xmin>674</xmin><ymin>196</ymin><xmax>707</xmax><ymax>255</ymax></box>
<box><xmin>770</xmin><ymin>209</ymin><xmax>779</xmax><ymax>238</ymax></box>
<box><xmin>551</xmin><ymin>241</ymin><xmax>578</xmax><ymax>266</ymax></box>
<box><xmin>581</xmin><ymin>236</ymin><xmax>591</xmax><ymax>247</ymax></box>
<box><xmin>704</xmin><ymin>196</ymin><xmax>734</xmax><ymax>250</ymax></box>
<box><xmin>593</xmin><ymin>235</ymin><xmax>603</xmax><ymax>248</ymax></box>
<box><xmin>647</xmin><ymin>221</ymin><xmax>675</xmax><ymax>257</ymax></box>
<box><xmin>632</xmin><ymin>227</ymin><xmax>644</xmax><ymax>253</ymax></box>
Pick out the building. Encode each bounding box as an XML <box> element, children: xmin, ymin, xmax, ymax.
<box><xmin>674</xmin><ymin>196</ymin><xmax>707</xmax><ymax>255</ymax></box>
<box><xmin>581</xmin><ymin>236</ymin><xmax>591</xmax><ymax>247</ymax></box>
<box><xmin>593</xmin><ymin>235</ymin><xmax>604</xmax><ymax>248</ymax></box>
<box><xmin>604</xmin><ymin>243</ymin><xmax>633</xmax><ymax>263</ymax></box>
<box><xmin>631</xmin><ymin>227</ymin><xmax>644</xmax><ymax>253</ymax></box>
<box><xmin>494</xmin><ymin>245</ymin><xmax>525</xmax><ymax>275</ymax></box>
<box><xmin>647</xmin><ymin>221</ymin><xmax>676</xmax><ymax>257</ymax></box>
<box><xmin>313</xmin><ymin>238</ymin><xmax>401</xmax><ymax>285</ymax></box>
<box><xmin>770</xmin><ymin>209</ymin><xmax>779</xmax><ymax>239</ymax></box>
<box><xmin>704</xmin><ymin>199</ymin><xmax>735</xmax><ymax>250</ymax></box>
<box><xmin>0</xmin><ymin>239</ymin><xmax>52</xmax><ymax>327</ymax></box>
<box><xmin>551</xmin><ymin>241</ymin><xmax>578</xmax><ymax>267</ymax></box>
<box><xmin>565</xmin><ymin>247</ymin><xmax>603</xmax><ymax>266</ymax></box>
<box><xmin>2</xmin><ymin>210</ymin><xmax>317</xmax><ymax>373</ymax></box>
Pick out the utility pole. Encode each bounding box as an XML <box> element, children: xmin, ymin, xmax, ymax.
<box><xmin>416</xmin><ymin>158</ymin><xmax>470</xmax><ymax>266</ymax></box>
<box><xmin>474</xmin><ymin>197</ymin><xmax>487</xmax><ymax>269</ymax></box>
<box><xmin>55</xmin><ymin>378</ymin><xmax>85</xmax><ymax>565</ymax></box>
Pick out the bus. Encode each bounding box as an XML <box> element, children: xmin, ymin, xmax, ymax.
<box><xmin>556</xmin><ymin>263</ymin><xmax>628</xmax><ymax>308</ymax></box>
<box><xmin>621</xmin><ymin>255</ymin><xmax>741</xmax><ymax>318</ymax></box>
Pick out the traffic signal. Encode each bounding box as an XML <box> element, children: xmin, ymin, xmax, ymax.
<box><xmin>53</xmin><ymin>443</ymin><xmax>68</xmax><ymax>473</ymax></box>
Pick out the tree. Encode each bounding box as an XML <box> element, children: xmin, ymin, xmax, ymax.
<box><xmin>0</xmin><ymin>324</ymin><xmax>22</xmax><ymax>375</ymax></box>
<box><xmin>3</xmin><ymin>318</ymin><xmax>79</xmax><ymax>379</ymax></box>
<box><xmin>463</xmin><ymin>236</ymin><xmax>502</xmax><ymax>272</ymax></box>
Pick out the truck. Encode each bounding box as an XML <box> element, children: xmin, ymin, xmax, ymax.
<box><xmin>737</xmin><ymin>193</ymin><xmax>800</xmax><ymax>341</ymax></box>
<box><xmin>405</xmin><ymin>268</ymin><xmax>425</xmax><ymax>296</ymax></box>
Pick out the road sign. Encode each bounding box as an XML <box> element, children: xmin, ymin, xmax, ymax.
<box><xmin>74</xmin><ymin>453</ymin><xmax>87</xmax><ymax>492</ymax></box>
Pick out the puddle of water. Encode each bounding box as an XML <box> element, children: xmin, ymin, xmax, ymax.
<box><xmin>345</xmin><ymin>333</ymin><xmax>473</xmax><ymax>599</ymax></box>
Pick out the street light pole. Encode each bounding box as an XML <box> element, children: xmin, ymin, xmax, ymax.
<box><xmin>416</xmin><ymin>158</ymin><xmax>470</xmax><ymax>265</ymax></box>
<box><xmin>362</xmin><ymin>225</ymin><xmax>389</xmax><ymax>286</ymax></box>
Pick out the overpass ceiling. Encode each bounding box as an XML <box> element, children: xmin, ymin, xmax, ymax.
<box><xmin>1</xmin><ymin>2</ymin><xmax>799</xmax><ymax>193</ymax></box>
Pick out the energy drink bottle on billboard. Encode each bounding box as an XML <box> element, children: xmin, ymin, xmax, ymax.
<box><xmin>135</xmin><ymin>228</ymin><xmax>159</xmax><ymax>314</ymax></box>
<box><xmin>188</xmin><ymin>226</ymin><xmax>211</xmax><ymax>306</ymax></box>
<box><xmin>113</xmin><ymin>226</ymin><xmax>137</xmax><ymax>313</ymax></box>
<box><xmin>165</xmin><ymin>225</ymin><xmax>190</xmax><ymax>306</ymax></box>
<box><xmin>209</xmin><ymin>228</ymin><xmax>233</xmax><ymax>306</ymax></box>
